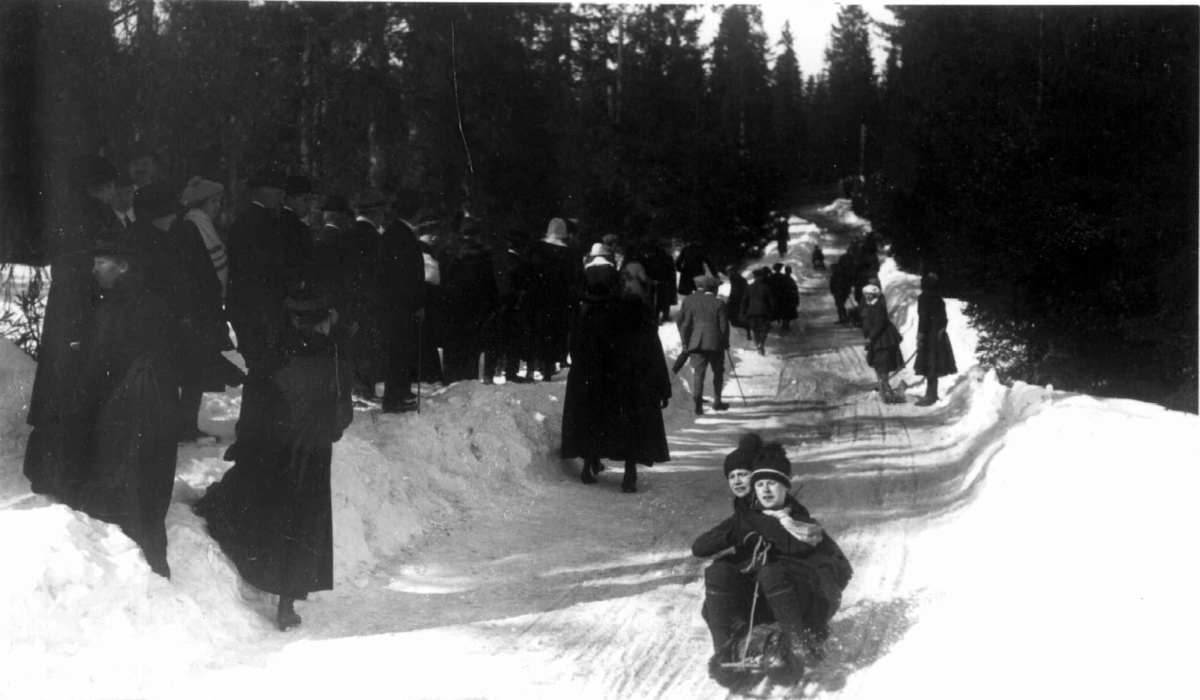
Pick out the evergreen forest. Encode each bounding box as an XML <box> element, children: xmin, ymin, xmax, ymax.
<box><xmin>0</xmin><ymin>2</ymin><xmax>1195</xmax><ymax>410</ymax></box>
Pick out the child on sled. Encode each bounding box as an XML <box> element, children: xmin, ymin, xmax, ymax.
<box><xmin>692</xmin><ymin>442</ymin><xmax>853</xmax><ymax>686</ymax></box>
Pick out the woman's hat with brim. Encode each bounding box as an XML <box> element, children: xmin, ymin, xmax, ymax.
<box><xmin>180</xmin><ymin>176</ymin><xmax>224</xmax><ymax>209</ymax></box>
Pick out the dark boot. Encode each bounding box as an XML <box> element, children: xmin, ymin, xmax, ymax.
<box><xmin>694</xmin><ymin>399</ymin><xmax>704</xmax><ymax>415</ymax></box>
<box><xmin>276</xmin><ymin>596</ymin><xmax>302</xmax><ymax>631</ymax></box>
<box><xmin>621</xmin><ymin>460</ymin><xmax>638</xmax><ymax>493</ymax></box>
<box><xmin>581</xmin><ymin>458</ymin><xmax>598</xmax><ymax>484</ymax></box>
<box><xmin>760</xmin><ymin>566</ymin><xmax>811</xmax><ymax>685</ymax></box>
<box><xmin>915</xmin><ymin>376</ymin><xmax>939</xmax><ymax>406</ymax></box>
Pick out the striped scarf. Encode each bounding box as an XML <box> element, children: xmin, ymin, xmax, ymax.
<box><xmin>186</xmin><ymin>208</ymin><xmax>228</xmax><ymax>297</ymax></box>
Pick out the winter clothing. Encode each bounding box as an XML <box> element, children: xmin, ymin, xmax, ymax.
<box><xmin>678</xmin><ymin>289</ymin><xmax>730</xmax><ymax>411</ymax></box>
<box><xmin>726</xmin><ymin>271</ymin><xmax>749</xmax><ymax>331</ymax></box>
<box><xmin>829</xmin><ymin>260</ymin><xmax>852</xmax><ymax>324</ymax></box>
<box><xmin>642</xmin><ymin>243</ymin><xmax>677</xmax><ymax>323</ymax></box>
<box><xmin>723</xmin><ymin>433</ymin><xmax>763</xmax><ymax>477</ymax></box>
<box><xmin>377</xmin><ymin>218</ymin><xmax>425</xmax><ymax>406</ymax></box>
<box><xmin>861</xmin><ymin>296</ymin><xmax>904</xmax><ymax>374</ymax></box>
<box><xmin>340</xmin><ymin>217</ymin><xmax>384</xmax><ymax>391</ymax></box>
<box><xmin>179</xmin><ymin>176</ymin><xmax>224</xmax><ymax>209</ymax></box>
<box><xmin>279</xmin><ymin>205</ymin><xmax>316</xmax><ymax>290</ymax></box>
<box><xmin>439</xmin><ymin>236</ymin><xmax>499</xmax><ymax>383</ymax></box>
<box><xmin>24</xmin><ymin>191</ymin><xmax>119</xmax><ymax>505</ymax></box>
<box><xmin>914</xmin><ymin>290</ymin><xmax>957</xmax><ymax>380</ymax></box>
<box><xmin>195</xmin><ymin>324</ymin><xmax>352</xmax><ymax>600</ymax></box>
<box><xmin>184</xmin><ymin>208</ymin><xmax>228</xmax><ymax>296</ymax></box>
<box><xmin>740</xmin><ymin>276</ymin><xmax>774</xmax><ymax>353</ymax></box>
<box><xmin>675</xmin><ymin>243</ymin><xmax>718</xmax><ymax>297</ymax></box>
<box><xmin>525</xmin><ymin>236</ymin><xmax>582</xmax><ymax>379</ymax></box>
<box><xmin>73</xmin><ymin>271</ymin><xmax>181</xmax><ymax>577</ymax></box>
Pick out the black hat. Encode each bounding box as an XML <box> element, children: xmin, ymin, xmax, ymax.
<box><xmin>283</xmin><ymin>284</ymin><xmax>334</xmax><ymax>324</ymax></box>
<box><xmin>749</xmin><ymin>442</ymin><xmax>792</xmax><ymax>489</ymax></box>
<box><xmin>723</xmin><ymin>432</ymin><xmax>763</xmax><ymax>477</ymax></box>
<box><xmin>285</xmin><ymin>175</ymin><xmax>313</xmax><ymax>196</ymax></box>
<box><xmin>322</xmin><ymin>194</ymin><xmax>352</xmax><ymax>215</ymax></box>
<box><xmin>247</xmin><ymin>162</ymin><xmax>287</xmax><ymax>189</ymax></box>
<box><xmin>752</xmin><ymin>267</ymin><xmax>769</xmax><ymax>279</ymax></box>
<box><xmin>133</xmin><ymin>182</ymin><xmax>181</xmax><ymax>221</ymax></box>
<box><xmin>355</xmin><ymin>190</ymin><xmax>387</xmax><ymax>211</ymax></box>
<box><xmin>77</xmin><ymin>155</ymin><xmax>116</xmax><ymax>189</ymax></box>
<box><xmin>92</xmin><ymin>231</ymin><xmax>144</xmax><ymax>259</ymax></box>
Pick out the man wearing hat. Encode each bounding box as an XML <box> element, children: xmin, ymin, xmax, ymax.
<box><xmin>377</xmin><ymin>189</ymin><xmax>426</xmax><ymax>411</ymax></box>
<box><xmin>280</xmin><ymin>175</ymin><xmax>316</xmax><ymax>285</ymax></box>
<box><xmin>72</xmin><ymin>234</ymin><xmax>181</xmax><ymax>578</ymax></box>
<box><xmin>677</xmin><ymin>274</ymin><xmax>730</xmax><ymax>414</ymax></box>
<box><xmin>693</xmin><ymin>443</ymin><xmax>854</xmax><ymax>686</ymax></box>
<box><xmin>24</xmin><ymin>155</ymin><xmax>122</xmax><ymax>504</ymax></box>
<box><xmin>340</xmin><ymin>190</ymin><xmax>388</xmax><ymax>399</ymax></box>
<box><xmin>740</xmin><ymin>267</ymin><xmax>775</xmax><ymax>355</ymax></box>
<box><xmin>225</xmin><ymin>162</ymin><xmax>290</xmax><ymax>457</ymax></box>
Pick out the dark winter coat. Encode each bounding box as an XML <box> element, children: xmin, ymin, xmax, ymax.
<box><xmin>439</xmin><ymin>238</ymin><xmax>499</xmax><ymax>381</ymax></box>
<box><xmin>482</xmin><ymin>247</ymin><xmax>529</xmax><ymax>359</ymax></box>
<box><xmin>170</xmin><ymin>218</ymin><xmax>233</xmax><ymax>392</ymax></box>
<box><xmin>561</xmin><ymin>295</ymin><xmax>671</xmax><ymax>465</ymax></box>
<box><xmin>377</xmin><ymin>219</ymin><xmax>426</xmax><ymax>372</ymax></box>
<box><xmin>692</xmin><ymin>495</ymin><xmax>854</xmax><ymax>617</ymax></box>
<box><xmin>914</xmin><ymin>292</ymin><xmax>958</xmax><ymax>379</ymax></box>
<box><xmin>73</xmin><ymin>273</ymin><xmax>181</xmax><ymax>577</ymax></box>
<box><xmin>339</xmin><ymin>219</ymin><xmax>384</xmax><ymax>382</ymax></box>
<box><xmin>739</xmin><ymin>279</ymin><xmax>774</xmax><ymax>320</ymax></box>
<box><xmin>24</xmin><ymin>193</ymin><xmax>118</xmax><ymax>503</ymax></box>
<box><xmin>726</xmin><ymin>273</ymin><xmax>749</xmax><ymax>329</ymax></box>
<box><xmin>642</xmin><ymin>245</ymin><xmax>678</xmax><ymax>314</ymax></box>
<box><xmin>829</xmin><ymin>261</ymin><xmax>852</xmax><ymax>301</ymax></box>
<box><xmin>675</xmin><ymin>244</ymin><xmax>717</xmax><ymax>297</ymax></box>
<box><xmin>525</xmin><ymin>239</ymin><xmax>581</xmax><ymax>366</ymax></box>
<box><xmin>226</xmin><ymin>203</ymin><xmax>289</xmax><ymax>367</ymax></box>
<box><xmin>278</xmin><ymin>207</ymin><xmax>315</xmax><ymax>286</ymax></box>
<box><xmin>778</xmin><ymin>273</ymin><xmax>800</xmax><ymax>321</ymax></box>
<box><xmin>862</xmin><ymin>298</ymin><xmax>904</xmax><ymax>373</ymax></box>
<box><xmin>195</xmin><ymin>326</ymin><xmax>352</xmax><ymax>598</ymax></box>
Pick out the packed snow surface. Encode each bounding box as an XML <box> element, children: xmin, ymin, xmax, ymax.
<box><xmin>1</xmin><ymin>200</ymin><xmax>1195</xmax><ymax>699</ymax></box>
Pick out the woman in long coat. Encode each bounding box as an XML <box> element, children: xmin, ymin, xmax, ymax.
<box><xmin>524</xmin><ymin>218</ymin><xmax>580</xmax><ymax>381</ymax></box>
<box><xmin>861</xmin><ymin>284</ymin><xmax>904</xmax><ymax>400</ymax></box>
<box><xmin>195</xmin><ymin>294</ymin><xmax>352</xmax><ymax>631</ymax></box>
<box><xmin>724</xmin><ymin>264</ymin><xmax>749</xmax><ymax>340</ymax></box>
<box><xmin>74</xmin><ymin>237</ymin><xmax>181</xmax><ymax>578</ymax></box>
<box><xmin>913</xmin><ymin>273</ymin><xmax>957</xmax><ymax>406</ymax></box>
<box><xmin>561</xmin><ymin>275</ymin><xmax>671</xmax><ymax>493</ymax></box>
<box><xmin>739</xmin><ymin>268</ymin><xmax>775</xmax><ymax>355</ymax></box>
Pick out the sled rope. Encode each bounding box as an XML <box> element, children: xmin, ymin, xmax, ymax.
<box><xmin>730</xmin><ymin>538</ymin><xmax>772</xmax><ymax>670</ymax></box>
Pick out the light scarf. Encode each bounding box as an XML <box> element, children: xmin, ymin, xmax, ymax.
<box><xmin>186</xmin><ymin>208</ymin><xmax>228</xmax><ymax>297</ymax></box>
<box><xmin>763</xmin><ymin>507</ymin><xmax>824</xmax><ymax>546</ymax></box>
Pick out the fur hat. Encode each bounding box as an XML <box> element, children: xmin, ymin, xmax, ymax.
<box><xmin>750</xmin><ymin>442</ymin><xmax>792</xmax><ymax>488</ymax></box>
<box><xmin>248</xmin><ymin>162</ymin><xmax>287</xmax><ymax>189</ymax></box>
<box><xmin>180</xmin><ymin>176</ymin><xmax>225</xmax><ymax>208</ymax></box>
<box><xmin>133</xmin><ymin>182</ymin><xmax>181</xmax><ymax>221</ymax></box>
<box><xmin>723</xmin><ymin>432</ymin><xmax>763</xmax><ymax>476</ymax></box>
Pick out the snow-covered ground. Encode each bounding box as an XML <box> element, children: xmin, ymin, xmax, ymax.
<box><xmin>1</xmin><ymin>200</ymin><xmax>1196</xmax><ymax>699</ymax></box>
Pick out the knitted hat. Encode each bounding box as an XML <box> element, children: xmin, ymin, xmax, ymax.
<box><xmin>546</xmin><ymin>217</ymin><xmax>568</xmax><ymax>240</ymax></box>
<box><xmin>133</xmin><ymin>182</ymin><xmax>181</xmax><ymax>221</ymax></box>
<box><xmin>247</xmin><ymin>162</ymin><xmax>287</xmax><ymax>189</ymax></box>
<box><xmin>749</xmin><ymin>442</ymin><xmax>792</xmax><ymax>488</ymax></box>
<box><xmin>179</xmin><ymin>176</ymin><xmax>225</xmax><ymax>208</ymax></box>
<box><xmin>285</xmin><ymin>175</ymin><xmax>313</xmax><ymax>196</ymax></box>
<box><xmin>723</xmin><ymin>432</ymin><xmax>763</xmax><ymax>476</ymax></box>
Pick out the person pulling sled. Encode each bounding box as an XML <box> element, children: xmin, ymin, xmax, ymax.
<box><xmin>692</xmin><ymin>443</ymin><xmax>853</xmax><ymax>688</ymax></box>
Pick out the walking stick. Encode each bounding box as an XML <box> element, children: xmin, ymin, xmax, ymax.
<box><xmin>416</xmin><ymin>314</ymin><xmax>423</xmax><ymax>415</ymax></box>
<box><xmin>726</xmin><ymin>346</ymin><xmax>748</xmax><ymax>407</ymax></box>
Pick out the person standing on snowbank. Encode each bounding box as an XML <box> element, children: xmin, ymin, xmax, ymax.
<box><xmin>73</xmin><ymin>235</ymin><xmax>181</xmax><ymax>578</ymax></box>
<box><xmin>913</xmin><ymin>273</ymin><xmax>957</xmax><ymax>406</ymax></box>
<box><xmin>861</xmin><ymin>284</ymin><xmax>904</xmax><ymax>401</ymax></box>
<box><xmin>195</xmin><ymin>289</ymin><xmax>352</xmax><ymax>631</ymax></box>
<box><xmin>693</xmin><ymin>444</ymin><xmax>853</xmax><ymax>686</ymax></box>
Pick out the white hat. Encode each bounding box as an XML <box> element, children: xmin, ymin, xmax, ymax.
<box><xmin>863</xmin><ymin>284</ymin><xmax>881</xmax><ymax>296</ymax></box>
<box><xmin>587</xmin><ymin>242</ymin><xmax>613</xmax><ymax>259</ymax></box>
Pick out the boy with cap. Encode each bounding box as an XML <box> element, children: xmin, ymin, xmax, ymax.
<box><xmin>692</xmin><ymin>442</ymin><xmax>853</xmax><ymax>686</ymax></box>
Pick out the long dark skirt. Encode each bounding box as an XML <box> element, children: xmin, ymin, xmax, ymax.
<box><xmin>196</xmin><ymin>434</ymin><xmax>334</xmax><ymax>598</ymax></box>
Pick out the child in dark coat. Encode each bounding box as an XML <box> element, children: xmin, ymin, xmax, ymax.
<box><xmin>693</xmin><ymin>443</ymin><xmax>853</xmax><ymax>685</ymax></box>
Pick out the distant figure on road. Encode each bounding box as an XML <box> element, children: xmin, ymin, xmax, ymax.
<box><xmin>913</xmin><ymin>273</ymin><xmax>957</xmax><ymax>406</ymax></box>
<box><xmin>740</xmin><ymin>268</ymin><xmax>774</xmax><ymax>355</ymax></box>
<box><xmin>829</xmin><ymin>258</ymin><xmax>852</xmax><ymax>326</ymax></box>
<box><xmin>811</xmin><ymin>245</ymin><xmax>826</xmax><ymax>271</ymax></box>
<box><xmin>677</xmin><ymin>275</ymin><xmax>730</xmax><ymax>415</ymax></box>
<box><xmin>724</xmin><ymin>264</ymin><xmax>750</xmax><ymax>340</ymax></box>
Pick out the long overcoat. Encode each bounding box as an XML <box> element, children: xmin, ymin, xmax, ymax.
<box><xmin>524</xmin><ymin>239</ymin><xmax>580</xmax><ymax>368</ymax></box>
<box><xmin>195</xmin><ymin>327</ymin><xmax>352</xmax><ymax>598</ymax></box>
<box><xmin>226</xmin><ymin>203</ymin><xmax>289</xmax><ymax>368</ymax></box>
<box><xmin>376</xmin><ymin>219</ymin><xmax>426</xmax><ymax>376</ymax></box>
<box><xmin>675</xmin><ymin>244</ymin><xmax>716</xmax><ymax>297</ymax></box>
<box><xmin>561</xmin><ymin>295</ymin><xmax>671</xmax><ymax>466</ymax></box>
<box><xmin>73</xmin><ymin>273</ymin><xmax>180</xmax><ymax>577</ymax></box>
<box><xmin>24</xmin><ymin>193</ymin><xmax>117</xmax><ymax>503</ymax></box>
<box><xmin>739</xmin><ymin>278</ymin><xmax>775</xmax><ymax>320</ymax></box>
<box><xmin>914</xmin><ymin>291</ymin><xmax>958</xmax><ymax>378</ymax></box>
<box><xmin>726</xmin><ymin>273</ymin><xmax>749</xmax><ymax>329</ymax></box>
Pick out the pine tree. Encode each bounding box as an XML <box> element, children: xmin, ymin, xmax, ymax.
<box><xmin>824</xmin><ymin>5</ymin><xmax>876</xmax><ymax>177</ymax></box>
<box><xmin>771</xmin><ymin>22</ymin><xmax>805</xmax><ymax>197</ymax></box>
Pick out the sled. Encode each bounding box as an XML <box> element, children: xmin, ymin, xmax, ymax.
<box><xmin>719</xmin><ymin>623</ymin><xmax>783</xmax><ymax>674</ymax></box>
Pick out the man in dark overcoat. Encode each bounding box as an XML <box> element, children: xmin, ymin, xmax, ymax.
<box><xmin>377</xmin><ymin>189</ymin><xmax>426</xmax><ymax>412</ymax></box>
<box><xmin>675</xmin><ymin>241</ymin><xmax>718</xmax><ymax>298</ymax></box>
<box><xmin>438</xmin><ymin>220</ymin><xmax>499</xmax><ymax>383</ymax></box>
<box><xmin>829</xmin><ymin>258</ymin><xmax>852</xmax><ymax>325</ymax></box>
<box><xmin>642</xmin><ymin>237</ymin><xmax>678</xmax><ymax>325</ymax></box>
<box><xmin>524</xmin><ymin>217</ymin><xmax>580</xmax><ymax>381</ymax></box>
<box><xmin>677</xmin><ymin>275</ymin><xmax>730</xmax><ymax>415</ymax></box>
<box><xmin>482</xmin><ymin>228</ymin><xmax>531</xmax><ymax>384</ymax></box>
<box><xmin>342</xmin><ymin>190</ymin><xmax>388</xmax><ymax>398</ymax></box>
<box><xmin>24</xmin><ymin>155</ymin><xmax>120</xmax><ymax>505</ymax></box>
<box><xmin>225</xmin><ymin>163</ymin><xmax>289</xmax><ymax>456</ymax></box>
<box><xmin>280</xmin><ymin>175</ymin><xmax>317</xmax><ymax>287</ymax></box>
<box><xmin>74</xmin><ymin>235</ymin><xmax>181</xmax><ymax>578</ymax></box>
